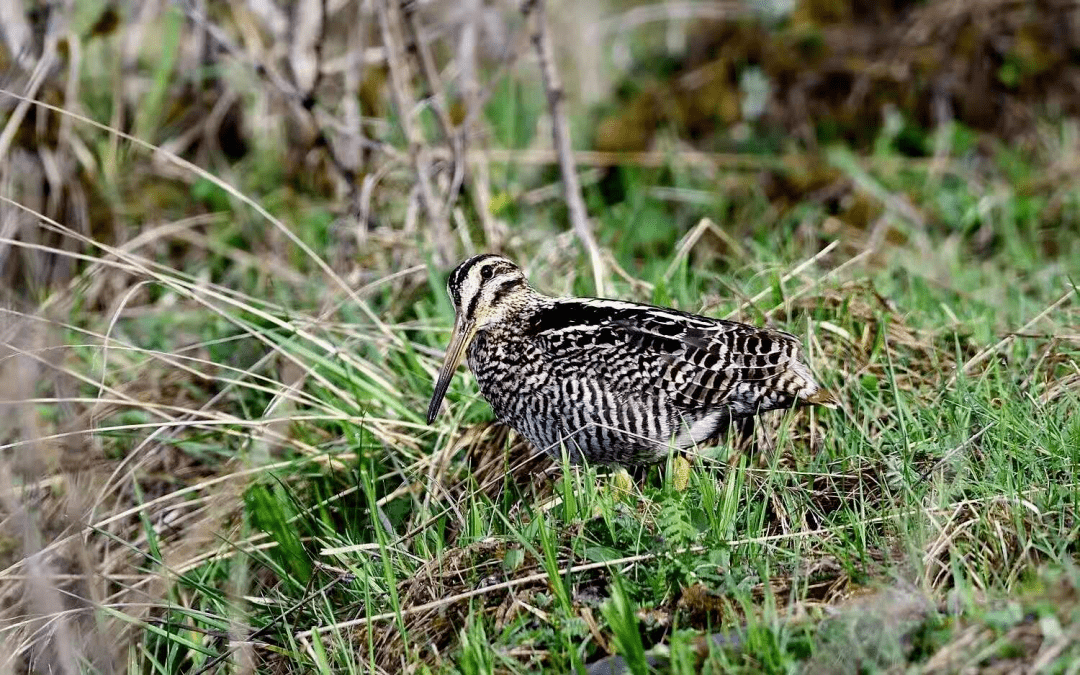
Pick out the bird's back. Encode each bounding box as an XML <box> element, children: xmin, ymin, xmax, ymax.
<box><xmin>468</xmin><ymin>297</ymin><xmax>833</xmax><ymax>465</ymax></box>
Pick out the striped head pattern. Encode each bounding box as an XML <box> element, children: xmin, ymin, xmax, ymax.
<box><xmin>428</xmin><ymin>254</ymin><xmax>531</xmax><ymax>423</ymax></box>
<box><xmin>445</xmin><ymin>254</ymin><xmax>532</xmax><ymax>328</ymax></box>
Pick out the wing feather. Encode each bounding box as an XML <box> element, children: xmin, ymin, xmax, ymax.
<box><xmin>529</xmin><ymin>300</ymin><xmax>813</xmax><ymax>410</ymax></box>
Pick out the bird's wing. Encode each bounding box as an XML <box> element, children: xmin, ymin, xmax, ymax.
<box><xmin>527</xmin><ymin>300</ymin><xmax>814</xmax><ymax>409</ymax></box>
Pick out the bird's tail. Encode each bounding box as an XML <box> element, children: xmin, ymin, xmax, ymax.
<box><xmin>784</xmin><ymin>357</ymin><xmax>838</xmax><ymax>409</ymax></box>
<box><xmin>803</xmin><ymin>387</ymin><xmax>839</xmax><ymax>409</ymax></box>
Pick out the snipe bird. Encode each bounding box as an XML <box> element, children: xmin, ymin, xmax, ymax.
<box><xmin>427</xmin><ymin>254</ymin><xmax>836</xmax><ymax>466</ymax></box>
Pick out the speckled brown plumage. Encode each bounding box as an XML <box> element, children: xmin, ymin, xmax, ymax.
<box><xmin>427</xmin><ymin>254</ymin><xmax>836</xmax><ymax>466</ymax></box>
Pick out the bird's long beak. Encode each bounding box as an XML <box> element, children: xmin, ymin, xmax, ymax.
<box><xmin>427</xmin><ymin>316</ymin><xmax>477</xmax><ymax>424</ymax></box>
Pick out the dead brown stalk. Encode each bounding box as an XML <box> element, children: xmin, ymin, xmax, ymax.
<box><xmin>521</xmin><ymin>0</ymin><xmax>606</xmax><ymax>296</ymax></box>
<box><xmin>375</xmin><ymin>0</ymin><xmax>455</xmax><ymax>265</ymax></box>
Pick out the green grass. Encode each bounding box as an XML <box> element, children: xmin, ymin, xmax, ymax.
<box><xmin>51</xmin><ymin>201</ymin><xmax>1079</xmax><ymax>673</ymax></box>
<box><xmin>9</xmin><ymin>146</ymin><xmax>1080</xmax><ymax>672</ymax></box>
<box><xmin>2</xmin><ymin>10</ymin><xmax>1080</xmax><ymax>673</ymax></box>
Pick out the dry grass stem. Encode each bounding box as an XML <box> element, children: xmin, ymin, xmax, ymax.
<box><xmin>375</xmin><ymin>0</ymin><xmax>454</xmax><ymax>266</ymax></box>
<box><xmin>522</xmin><ymin>0</ymin><xmax>606</xmax><ymax>296</ymax></box>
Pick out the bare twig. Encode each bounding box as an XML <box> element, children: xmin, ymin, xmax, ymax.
<box><xmin>592</xmin><ymin>0</ymin><xmax>746</xmax><ymax>35</ymax></box>
<box><xmin>458</xmin><ymin>0</ymin><xmax>501</xmax><ymax>246</ymax></box>
<box><xmin>181</xmin><ymin>0</ymin><xmax>365</xmax><ymax>199</ymax></box>
<box><xmin>0</xmin><ymin>38</ymin><xmax>55</xmax><ymax>163</ymax></box>
<box><xmin>182</xmin><ymin>0</ymin><xmax>301</xmax><ymax>101</ymax></box>
<box><xmin>398</xmin><ymin>0</ymin><xmax>502</xmax><ymax>249</ymax></box>
<box><xmin>398</xmin><ymin>0</ymin><xmax>465</xmax><ymax>212</ymax></box>
<box><xmin>339</xmin><ymin>0</ymin><xmax>368</xmax><ymax>176</ymax></box>
<box><xmin>521</xmin><ymin>0</ymin><xmax>605</xmax><ymax>295</ymax></box>
<box><xmin>375</xmin><ymin>0</ymin><xmax>454</xmax><ymax>266</ymax></box>
<box><xmin>287</xmin><ymin>0</ymin><xmax>326</xmax><ymax>100</ymax></box>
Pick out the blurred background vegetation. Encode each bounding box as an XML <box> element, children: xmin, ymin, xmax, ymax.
<box><xmin>1</xmin><ymin>0</ymin><xmax>1078</xmax><ymax>672</ymax></box>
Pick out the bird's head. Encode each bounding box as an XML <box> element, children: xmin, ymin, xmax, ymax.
<box><xmin>427</xmin><ymin>254</ymin><xmax>532</xmax><ymax>423</ymax></box>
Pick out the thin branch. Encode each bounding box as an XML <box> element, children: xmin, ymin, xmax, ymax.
<box><xmin>458</xmin><ymin>0</ymin><xmax>501</xmax><ymax>246</ymax></box>
<box><xmin>521</xmin><ymin>0</ymin><xmax>605</xmax><ymax>296</ymax></box>
<box><xmin>375</xmin><ymin>0</ymin><xmax>454</xmax><ymax>265</ymax></box>
<box><xmin>398</xmin><ymin>0</ymin><xmax>501</xmax><ymax>248</ymax></box>
<box><xmin>398</xmin><ymin>0</ymin><xmax>465</xmax><ymax>212</ymax></box>
<box><xmin>181</xmin><ymin>0</ymin><xmax>366</xmax><ymax>199</ymax></box>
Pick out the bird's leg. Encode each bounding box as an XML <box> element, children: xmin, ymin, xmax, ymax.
<box><xmin>755</xmin><ymin>414</ymin><xmax>776</xmax><ymax>466</ymax></box>
<box><xmin>725</xmin><ymin>415</ymin><xmax>757</xmax><ymax>465</ymax></box>
<box><xmin>612</xmin><ymin>456</ymin><xmax>690</xmax><ymax>495</ymax></box>
<box><xmin>736</xmin><ymin>416</ymin><xmax>758</xmax><ymax>451</ymax></box>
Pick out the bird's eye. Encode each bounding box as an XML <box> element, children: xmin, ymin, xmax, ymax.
<box><xmin>480</xmin><ymin>266</ymin><xmax>494</xmax><ymax>280</ymax></box>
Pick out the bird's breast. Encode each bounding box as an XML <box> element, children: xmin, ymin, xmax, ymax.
<box><xmin>467</xmin><ymin>328</ymin><xmax>549</xmax><ymax>414</ymax></box>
